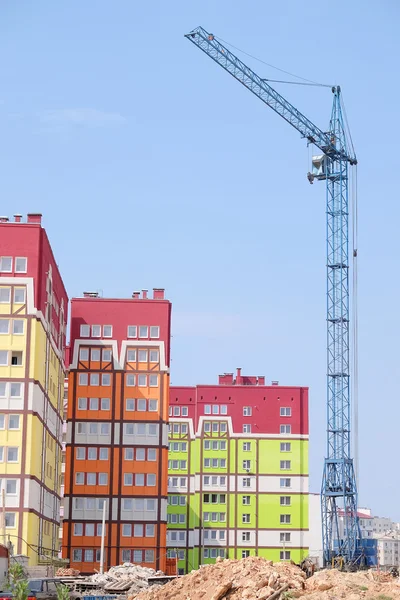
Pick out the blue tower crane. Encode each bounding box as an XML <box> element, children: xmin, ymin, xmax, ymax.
<box><xmin>185</xmin><ymin>26</ymin><xmax>361</xmax><ymax>566</ymax></box>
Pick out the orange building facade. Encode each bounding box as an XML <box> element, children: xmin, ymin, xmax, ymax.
<box><xmin>62</xmin><ymin>289</ymin><xmax>171</xmax><ymax>573</ymax></box>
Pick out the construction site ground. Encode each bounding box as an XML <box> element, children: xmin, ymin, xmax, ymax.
<box><xmin>129</xmin><ymin>557</ymin><xmax>400</xmax><ymax>600</ymax></box>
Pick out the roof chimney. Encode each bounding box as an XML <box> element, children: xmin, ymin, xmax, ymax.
<box><xmin>83</xmin><ymin>291</ymin><xmax>99</xmax><ymax>298</ymax></box>
<box><xmin>0</xmin><ymin>217</ymin><xmax>9</xmax><ymax>223</ymax></box>
<box><xmin>13</xmin><ymin>214</ymin><xmax>22</xmax><ymax>223</ymax></box>
<box><xmin>132</xmin><ymin>291</ymin><xmax>140</xmax><ymax>299</ymax></box>
<box><xmin>153</xmin><ymin>288</ymin><xmax>165</xmax><ymax>300</ymax></box>
<box><xmin>142</xmin><ymin>290</ymin><xmax>148</xmax><ymax>299</ymax></box>
<box><xmin>27</xmin><ymin>213</ymin><xmax>42</xmax><ymax>225</ymax></box>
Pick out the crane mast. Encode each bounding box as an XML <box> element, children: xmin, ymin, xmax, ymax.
<box><xmin>185</xmin><ymin>26</ymin><xmax>361</xmax><ymax>565</ymax></box>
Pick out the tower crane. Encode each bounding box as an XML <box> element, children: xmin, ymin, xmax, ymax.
<box><xmin>185</xmin><ymin>26</ymin><xmax>361</xmax><ymax>566</ymax></box>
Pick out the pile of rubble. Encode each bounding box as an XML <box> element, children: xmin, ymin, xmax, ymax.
<box><xmin>56</xmin><ymin>567</ymin><xmax>80</xmax><ymax>576</ymax></box>
<box><xmin>90</xmin><ymin>562</ymin><xmax>164</xmax><ymax>596</ymax></box>
<box><xmin>133</xmin><ymin>556</ymin><xmax>400</xmax><ymax>600</ymax></box>
<box><xmin>134</xmin><ymin>557</ymin><xmax>307</xmax><ymax>600</ymax></box>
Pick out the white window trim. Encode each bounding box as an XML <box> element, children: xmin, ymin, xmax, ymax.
<box><xmin>0</xmin><ymin>257</ymin><xmax>12</xmax><ymax>273</ymax></box>
<box><xmin>15</xmin><ymin>257</ymin><xmax>27</xmax><ymax>273</ymax></box>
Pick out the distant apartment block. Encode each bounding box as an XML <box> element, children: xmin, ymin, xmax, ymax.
<box><xmin>167</xmin><ymin>370</ymin><xmax>309</xmax><ymax>574</ymax></box>
<box><xmin>62</xmin><ymin>289</ymin><xmax>171</xmax><ymax>574</ymax></box>
<box><xmin>0</xmin><ymin>214</ymin><xmax>68</xmax><ymax>564</ymax></box>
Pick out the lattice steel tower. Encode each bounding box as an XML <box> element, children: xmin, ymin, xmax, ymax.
<box><xmin>185</xmin><ymin>26</ymin><xmax>361</xmax><ymax>564</ymax></box>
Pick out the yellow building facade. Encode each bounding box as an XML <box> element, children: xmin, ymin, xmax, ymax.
<box><xmin>0</xmin><ymin>215</ymin><xmax>68</xmax><ymax>564</ymax></box>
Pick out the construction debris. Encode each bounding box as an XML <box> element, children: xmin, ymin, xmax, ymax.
<box><xmin>133</xmin><ymin>556</ymin><xmax>400</xmax><ymax>600</ymax></box>
<box><xmin>90</xmin><ymin>563</ymin><xmax>164</xmax><ymax>596</ymax></box>
<box><xmin>56</xmin><ymin>567</ymin><xmax>81</xmax><ymax>576</ymax></box>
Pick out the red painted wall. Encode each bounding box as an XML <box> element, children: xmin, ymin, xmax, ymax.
<box><xmin>170</xmin><ymin>380</ymin><xmax>308</xmax><ymax>435</ymax></box>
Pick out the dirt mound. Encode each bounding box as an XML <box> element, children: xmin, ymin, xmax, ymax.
<box><xmin>132</xmin><ymin>557</ymin><xmax>400</xmax><ymax>600</ymax></box>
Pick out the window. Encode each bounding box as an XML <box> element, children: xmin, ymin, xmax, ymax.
<box><xmin>280</xmin><ymin>407</ymin><xmax>291</xmax><ymax>417</ymax></box>
<box><xmin>139</xmin><ymin>326</ymin><xmax>148</xmax><ymax>338</ymax></box>
<box><xmin>76</xmin><ymin>447</ymin><xmax>85</xmax><ymax>460</ymax></box>
<box><xmin>73</xmin><ymin>523</ymin><xmax>83</xmax><ymax>536</ymax></box>
<box><xmin>242</xmin><ymin>496</ymin><xmax>250</xmax><ymax>505</ymax></box>
<box><xmin>138</xmin><ymin>374</ymin><xmax>147</xmax><ymax>387</ymax></box>
<box><xmin>242</xmin><ymin>532</ymin><xmax>251</xmax><ymax>542</ymax></box>
<box><xmin>149</xmin><ymin>375</ymin><xmax>158</xmax><ymax>387</ymax></box>
<box><xmin>0</xmin><ymin>288</ymin><xmax>11</xmax><ymax>303</ymax></box>
<box><xmin>147</xmin><ymin>474</ymin><xmax>156</xmax><ymax>486</ymax></box>
<box><xmin>212</xmin><ymin>405</ymin><xmax>219</xmax><ymax>415</ymax></box>
<box><xmin>125</xmin><ymin>423</ymin><xmax>134</xmax><ymax>435</ymax></box>
<box><xmin>88</xmin><ymin>448</ymin><xmax>97</xmax><ymax>460</ymax></box>
<box><xmin>280</xmin><ymin>514</ymin><xmax>291</xmax><ymax>524</ymax></box>
<box><xmin>73</xmin><ymin>549</ymin><xmax>82</xmax><ymax>562</ymax></box>
<box><xmin>149</xmin><ymin>350</ymin><xmax>159</xmax><ymax>362</ymax></box>
<box><xmin>91</xmin><ymin>349</ymin><xmax>100</xmax><ymax>361</ymax></box>
<box><xmin>99</xmin><ymin>448</ymin><xmax>108</xmax><ymax>460</ymax></box>
<box><xmin>80</xmin><ymin>325</ymin><xmax>90</xmax><ymax>337</ymax></box>
<box><xmin>280</xmin><ymin>443</ymin><xmax>291</xmax><ymax>452</ymax></box>
<box><xmin>243</xmin><ymin>442</ymin><xmax>251</xmax><ymax>452</ymax></box>
<box><xmin>89</xmin><ymin>398</ymin><xmax>98</xmax><ymax>411</ymax></box>
<box><xmin>280</xmin><ymin>478</ymin><xmax>291</xmax><ymax>488</ymax></box>
<box><xmin>243</xmin><ymin>460</ymin><xmax>251</xmax><ymax>470</ymax></box>
<box><xmin>101</xmin><ymin>373</ymin><xmax>110</xmax><ymax>386</ymax></box>
<box><xmin>10</xmin><ymin>383</ymin><xmax>22</xmax><ymax>398</ymax></box>
<box><xmin>138</xmin><ymin>350</ymin><xmax>148</xmax><ymax>363</ymax></box>
<box><xmin>78</xmin><ymin>398</ymin><xmax>87</xmax><ymax>410</ymax></box>
<box><xmin>126</xmin><ymin>374</ymin><xmax>136</xmax><ymax>386</ymax></box>
<box><xmin>87</xmin><ymin>473</ymin><xmax>96</xmax><ymax>485</ymax></box>
<box><xmin>103</xmin><ymin>325</ymin><xmax>112</xmax><ymax>337</ymax></box>
<box><xmin>124</xmin><ymin>473</ymin><xmax>133</xmax><ymax>486</ymax></box>
<box><xmin>136</xmin><ymin>448</ymin><xmax>145</xmax><ymax>461</ymax></box>
<box><xmin>90</xmin><ymin>373</ymin><xmax>99</xmax><ymax>386</ymax></box>
<box><xmin>97</xmin><ymin>523</ymin><xmax>104</xmax><ymax>536</ymax></box>
<box><xmin>280</xmin><ymin>532</ymin><xmax>291</xmax><ymax>542</ymax></box>
<box><xmin>122</xmin><ymin>524</ymin><xmax>132</xmax><ymax>536</ymax></box>
<box><xmin>0</xmin><ymin>257</ymin><xmax>12</xmax><ymax>272</ymax></box>
<box><xmin>133</xmin><ymin>550</ymin><xmax>142</xmax><ymax>563</ymax></box>
<box><xmin>280</xmin><ymin>496</ymin><xmax>291</xmax><ymax>506</ymax></box>
<box><xmin>135</xmin><ymin>473</ymin><xmax>145</xmax><ymax>486</ymax></box>
<box><xmin>76</xmin><ymin>473</ymin><xmax>84</xmax><ymax>485</ymax></box>
<box><xmin>0</xmin><ymin>351</ymin><xmax>7</xmax><ymax>365</ymax></box>
<box><xmin>6</xmin><ymin>480</ymin><xmax>16</xmax><ymax>494</ymax></box>
<box><xmin>102</xmin><ymin>349</ymin><xmax>112</xmax><ymax>362</ymax></box>
<box><xmin>143</xmin><ymin>524</ymin><xmax>154</xmax><ymax>537</ymax></box>
<box><xmin>137</xmin><ymin>398</ymin><xmax>147</xmax><ymax>412</ymax></box>
<box><xmin>280</xmin><ymin>461</ymin><xmax>291</xmax><ymax>470</ymax></box>
<box><xmin>8</xmin><ymin>415</ymin><xmax>20</xmax><ymax>430</ymax></box>
<box><xmin>148</xmin><ymin>448</ymin><xmax>156</xmax><ymax>461</ymax></box>
<box><xmin>6</xmin><ymin>447</ymin><xmax>20</xmax><ymax>463</ymax></box>
<box><xmin>5</xmin><ymin>513</ymin><xmax>15</xmax><ymax>528</ymax></box>
<box><xmin>79</xmin><ymin>348</ymin><xmax>89</xmax><ymax>361</ymax></box>
<box><xmin>13</xmin><ymin>320</ymin><xmax>24</xmax><ymax>335</ymax></box>
<box><xmin>242</xmin><ymin>478</ymin><xmax>251</xmax><ymax>488</ymax></box>
<box><xmin>204</xmin><ymin>405</ymin><xmax>211</xmax><ymax>415</ymax></box>
<box><xmin>150</xmin><ymin>326</ymin><xmax>159</xmax><ymax>338</ymax></box>
<box><xmin>182</xmin><ymin>406</ymin><xmax>188</xmax><ymax>417</ymax></box>
<box><xmin>149</xmin><ymin>399</ymin><xmax>158</xmax><ymax>412</ymax></box>
<box><xmin>220</xmin><ymin>405</ymin><xmax>227</xmax><ymax>415</ymax></box>
<box><xmin>89</xmin><ymin>423</ymin><xmax>98</xmax><ymax>434</ymax></box>
<box><xmin>79</xmin><ymin>373</ymin><xmax>88</xmax><ymax>386</ymax></box>
<box><xmin>15</xmin><ymin>257</ymin><xmax>27</xmax><ymax>273</ymax></box>
<box><xmin>243</xmin><ymin>406</ymin><xmax>252</xmax><ymax>416</ymax></box>
<box><xmin>77</xmin><ymin>422</ymin><xmax>86</xmax><ymax>434</ymax></box>
<box><xmin>280</xmin><ymin>425</ymin><xmax>291</xmax><ymax>434</ymax></box>
<box><xmin>123</xmin><ymin>498</ymin><xmax>133</xmax><ymax>510</ymax></box>
<box><xmin>101</xmin><ymin>398</ymin><xmax>110</xmax><ymax>410</ymax></box>
<box><xmin>127</xmin><ymin>349</ymin><xmax>136</xmax><ymax>363</ymax></box>
<box><xmin>173</xmin><ymin>406</ymin><xmax>180</xmax><ymax>417</ymax></box>
<box><xmin>11</xmin><ymin>351</ymin><xmax>22</xmax><ymax>366</ymax></box>
<box><xmin>243</xmin><ymin>424</ymin><xmax>251</xmax><ymax>433</ymax></box>
<box><xmin>212</xmin><ymin>423</ymin><xmax>219</xmax><ymax>433</ymax></box>
<box><xmin>86</xmin><ymin>523</ymin><xmax>95</xmax><ymax>536</ymax></box>
<box><xmin>280</xmin><ymin>551</ymin><xmax>291</xmax><ymax>560</ymax></box>
<box><xmin>127</xmin><ymin>326</ymin><xmax>137</xmax><ymax>338</ymax></box>
<box><xmin>85</xmin><ymin>549</ymin><xmax>94</xmax><ymax>562</ymax></box>
<box><xmin>92</xmin><ymin>325</ymin><xmax>101</xmax><ymax>337</ymax></box>
<box><xmin>145</xmin><ymin>550</ymin><xmax>154</xmax><ymax>563</ymax></box>
<box><xmin>14</xmin><ymin>288</ymin><xmax>26</xmax><ymax>304</ymax></box>
<box><xmin>0</xmin><ymin>320</ymin><xmax>9</xmax><ymax>334</ymax></box>
<box><xmin>242</xmin><ymin>514</ymin><xmax>251</xmax><ymax>523</ymax></box>
<box><xmin>0</xmin><ymin>386</ymin><xmax>4</xmax><ymax>400</ymax></box>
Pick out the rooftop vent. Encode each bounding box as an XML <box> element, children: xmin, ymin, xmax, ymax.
<box><xmin>83</xmin><ymin>291</ymin><xmax>99</xmax><ymax>298</ymax></box>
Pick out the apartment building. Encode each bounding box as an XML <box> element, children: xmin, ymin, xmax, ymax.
<box><xmin>62</xmin><ymin>290</ymin><xmax>171</xmax><ymax>574</ymax></box>
<box><xmin>167</xmin><ymin>370</ymin><xmax>309</xmax><ymax>574</ymax></box>
<box><xmin>0</xmin><ymin>214</ymin><xmax>68</xmax><ymax>563</ymax></box>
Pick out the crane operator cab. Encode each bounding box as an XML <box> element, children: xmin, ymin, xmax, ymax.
<box><xmin>312</xmin><ymin>154</ymin><xmax>328</xmax><ymax>179</ymax></box>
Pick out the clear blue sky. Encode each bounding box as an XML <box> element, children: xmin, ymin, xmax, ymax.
<box><xmin>1</xmin><ymin>1</ymin><xmax>399</xmax><ymax>519</ymax></box>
